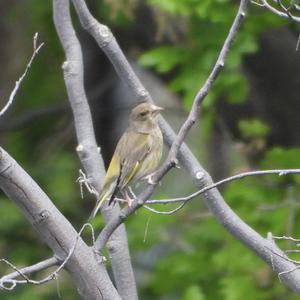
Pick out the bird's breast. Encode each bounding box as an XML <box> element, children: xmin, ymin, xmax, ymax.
<box><xmin>134</xmin><ymin>127</ymin><xmax>163</xmax><ymax>181</ymax></box>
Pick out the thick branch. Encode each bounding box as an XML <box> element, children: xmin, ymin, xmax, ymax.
<box><xmin>88</xmin><ymin>0</ymin><xmax>248</xmax><ymax>247</ymax></box>
<box><xmin>71</xmin><ymin>0</ymin><xmax>300</xmax><ymax>294</ymax></box>
<box><xmin>53</xmin><ymin>1</ymin><xmax>138</xmax><ymax>299</ymax></box>
<box><xmin>0</xmin><ymin>148</ymin><xmax>120</xmax><ymax>299</ymax></box>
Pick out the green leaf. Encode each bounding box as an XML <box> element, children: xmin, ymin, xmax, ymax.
<box><xmin>238</xmin><ymin>119</ymin><xmax>270</xmax><ymax>138</ymax></box>
<box><xmin>221</xmin><ymin>275</ymin><xmax>261</xmax><ymax>300</ymax></box>
<box><xmin>183</xmin><ymin>285</ymin><xmax>206</xmax><ymax>300</ymax></box>
<box><xmin>261</xmin><ymin>147</ymin><xmax>300</xmax><ymax>169</ymax></box>
<box><xmin>139</xmin><ymin>46</ymin><xmax>186</xmax><ymax>73</ymax></box>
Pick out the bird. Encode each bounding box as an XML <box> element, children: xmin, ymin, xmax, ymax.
<box><xmin>89</xmin><ymin>102</ymin><xmax>164</xmax><ymax>220</ymax></box>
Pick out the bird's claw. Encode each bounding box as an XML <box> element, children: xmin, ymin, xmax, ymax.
<box><xmin>123</xmin><ymin>189</ymin><xmax>135</xmax><ymax>207</ymax></box>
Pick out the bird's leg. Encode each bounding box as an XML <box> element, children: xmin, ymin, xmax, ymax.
<box><xmin>76</xmin><ymin>169</ymin><xmax>99</xmax><ymax>198</ymax></box>
<box><xmin>128</xmin><ymin>186</ymin><xmax>136</xmax><ymax>199</ymax></box>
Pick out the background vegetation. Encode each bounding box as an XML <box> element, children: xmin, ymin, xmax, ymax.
<box><xmin>0</xmin><ymin>0</ymin><xmax>300</xmax><ymax>299</ymax></box>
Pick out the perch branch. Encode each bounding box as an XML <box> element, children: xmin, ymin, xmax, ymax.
<box><xmin>53</xmin><ymin>0</ymin><xmax>137</xmax><ymax>298</ymax></box>
<box><xmin>92</xmin><ymin>0</ymin><xmax>249</xmax><ymax>249</ymax></box>
<box><xmin>72</xmin><ymin>0</ymin><xmax>300</xmax><ymax>294</ymax></box>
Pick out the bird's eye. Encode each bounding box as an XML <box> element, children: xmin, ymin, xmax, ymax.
<box><xmin>140</xmin><ymin>111</ymin><xmax>149</xmax><ymax>117</ymax></box>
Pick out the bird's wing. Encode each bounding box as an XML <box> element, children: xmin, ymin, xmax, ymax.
<box><xmin>89</xmin><ymin>131</ymin><xmax>152</xmax><ymax>219</ymax></box>
<box><xmin>88</xmin><ymin>154</ymin><xmax>121</xmax><ymax>220</ymax></box>
<box><xmin>117</xmin><ymin>131</ymin><xmax>151</xmax><ymax>189</ymax></box>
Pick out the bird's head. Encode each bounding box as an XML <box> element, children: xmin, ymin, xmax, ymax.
<box><xmin>130</xmin><ymin>102</ymin><xmax>163</xmax><ymax>123</ymax></box>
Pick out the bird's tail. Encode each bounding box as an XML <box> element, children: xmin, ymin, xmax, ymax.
<box><xmin>88</xmin><ymin>191</ymin><xmax>110</xmax><ymax>221</ymax></box>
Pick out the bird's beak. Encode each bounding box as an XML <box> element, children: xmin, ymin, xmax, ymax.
<box><xmin>151</xmin><ymin>104</ymin><xmax>164</xmax><ymax>116</ymax></box>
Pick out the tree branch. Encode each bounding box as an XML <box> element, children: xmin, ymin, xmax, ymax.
<box><xmin>0</xmin><ymin>257</ymin><xmax>57</xmax><ymax>290</ymax></box>
<box><xmin>86</xmin><ymin>0</ymin><xmax>248</xmax><ymax>247</ymax></box>
<box><xmin>0</xmin><ymin>147</ymin><xmax>120</xmax><ymax>299</ymax></box>
<box><xmin>53</xmin><ymin>1</ymin><xmax>138</xmax><ymax>299</ymax></box>
<box><xmin>252</xmin><ymin>0</ymin><xmax>300</xmax><ymax>23</ymax></box>
<box><xmin>0</xmin><ymin>33</ymin><xmax>44</xmax><ymax>118</ymax></box>
<box><xmin>146</xmin><ymin>169</ymin><xmax>300</xmax><ymax>205</ymax></box>
<box><xmin>71</xmin><ymin>0</ymin><xmax>300</xmax><ymax>294</ymax></box>
<box><xmin>0</xmin><ymin>223</ymin><xmax>97</xmax><ymax>291</ymax></box>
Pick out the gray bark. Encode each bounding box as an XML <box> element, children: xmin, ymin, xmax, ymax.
<box><xmin>71</xmin><ymin>0</ymin><xmax>300</xmax><ymax>294</ymax></box>
<box><xmin>53</xmin><ymin>1</ymin><xmax>138</xmax><ymax>299</ymax></box>
<box><xmin>0</xmin><ymin>148</ymin><xmax>120</xmax><ymax>300</ymax></box>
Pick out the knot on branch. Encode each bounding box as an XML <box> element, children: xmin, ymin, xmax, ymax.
<box><xmin>34</xmin><ymin>209</ymin><xmax>50</xmax><ymax>224</ymax></box>
<box><xmin>106</xmin><ymin>240</ymin><xmax>120</xmax><ymax>254</ymax></box>
<box><xmin>137</xmin><ymin>89</ymin><xmax>151</xmax><ymax>102</ymax></box>
<box><xmin>96</xmin><ymin>24</ymin><xmax>112</xmax><ymax>48</ymax></box>
<box><xmin>195</xmin><ymin>171</ymin><xmax>205</xmax><ymax>180</ymax></box>
<box><xmin>62</xmin><ymin>60</ymin><xmax>80</xmax><ymax>76</ymax></box>
<box><xmin>92</xmin><ymin>248</ymin><xmax>107</xmax><ymax>265</ymax></box>
<box><xmin>76</xmin><ymin>144</ymin><xmax>94</xmax><ymax>161</ymax></box>
<box><xmin>170</xmin><ymin>158</ymin><xmax>179</xmax><ymax>169</ymax></box>
<box><xmin>76</xmin><ymin>144</ymin><xmax>89</xmax><ymax>159</ymax></box>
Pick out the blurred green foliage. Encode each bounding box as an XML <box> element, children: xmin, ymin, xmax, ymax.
<box><xmin>0</xmin><ymin>1</ymin><xmax>299</xmax><ymax>300</ymax></box>
<box><xmin>238</xmin><ymin>119</ymin><xmax>270</xmax><ymax>139</ymax></box>
<box><xmin>140</xmin><ymin>0</ymin><xmax>285</xmax><ymax>108</ymax></box>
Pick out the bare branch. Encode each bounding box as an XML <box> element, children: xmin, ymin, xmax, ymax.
<box><xmin>0</xmin><ymin>147</ymin><xmax>120</xmax><ymax>299</ymax></box>
<box><xmin>146</xmin><ymin>169</ymin><xmax>300</xmax><ymax>205</ymax></box>
<box><xmin>143</xmin><ymin>202</ymin><xmax>187</xmax><ymax>215</ymax></box>
<box><xmin>272</xmin><ymin>236</ymin><xmax>300</xmax><ymax>243</ymax></box>
<box><xmin>0</xmin><ymin>257</ymin><xmax>57</xmax><ymax>288</ymax></box>
<box><xmin>0</xmin><ymin>33</ymin><xmax>44</xmax><ymax>118</ymax></box>
<box><xmin>71</xmin><ymin>0</ymin><xmax>300</xmax><ymax>294</ymax></box>
<box><xmin>53</xmin><ymin>0</ymin><xmax>138</xmax><ymax>298</ymax></box>
<box><xmin>253</xmin><ymin>0</ymin><xmax>300</xmax><ymax>23</ymax></box>
<box><xmin>0</xmin><ymin>223</ymin><xmax>96</xmax><ymax>291</ymax></box>
<box><xmin>93</xmin><ymin>0</ymin><xmax>251</xmax><ymax>250</ymax></box>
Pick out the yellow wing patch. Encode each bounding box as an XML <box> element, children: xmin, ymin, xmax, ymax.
<box><xmin>121</xmin><ymin>161</ymin><xmax>140</xmax><ymax>188</ymax></box>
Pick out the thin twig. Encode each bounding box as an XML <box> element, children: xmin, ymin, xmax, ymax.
<box><xmin>0</xmin><ymin>257</ymin><xmax>57</xmax><ymax>283</ymax></box>
<box><xmin>0</xmin><ymin>223</ymin><xmax>93</xmax><ymax>291</ymax></box>
<box><xmin>146</xmin><ymin>169</ymin><xmax>300</xmax><ymax>205</ymax></box>
<box><xmin>143</xmin><ymin>202</ymin><xmax>187</xmax><ymax>215</ymax></box>
<box><xmin>54</xmin><ymin>0</ymin><xmax>136</xmax><ymax>298</ymax></box>
<box><xmin>72</xmin><ymin>0</ymin><xmax>300</xmax><ymax>294</ymax></box>
<box><xmin>253</xmin><ymin>0</ymin><xmax>300</xmax><ymax>23</ymax></box>
<box><xmin>278</xmin><ymin>265</ymin><xmax>300</xmax><ymax>280</ymax></box>
<box><xmin>94</xmin><ymin>0</ymin><xmax>251</xmax><ymax>251</ymax></box>
<box><xmin>143</xmin><ymin>216</ymin><xmax>151</xmax><ymax>243</ymax></box>
<box><xmin>0</xmin><ymin>33</ymin><xmax>44</xmax><ymax>118</ymax></box>
<box><xmin>272</xmin><ymin>235</ymin><xmax>300</xmax><ymax>243</ymax></box>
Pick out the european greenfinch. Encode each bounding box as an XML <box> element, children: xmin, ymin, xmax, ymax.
<box><xmin>89</xmin><ymin>102</ymin><xmax>163</xmax><ymax>219</ymax></box>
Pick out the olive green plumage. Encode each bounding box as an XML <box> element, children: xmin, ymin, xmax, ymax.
<box><xmin>89</xmin><ymin>102</ymin><xmax>163</xmax><ymax>220</ymax></box>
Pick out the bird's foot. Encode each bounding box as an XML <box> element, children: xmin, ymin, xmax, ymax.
<box><xmin>122</xmin><ymin>189</ymin><xmax>135</xmax><ymax>207</ymax></box>
<box><xmin>127</xmin><ymin>196</ymin><xmax>134</xmax><ymax>207</ymax></box>
<box><xmin>76</xmin><ymin>169</ymin><xmax>99</xmax><ymax>198</ymax></box>
<box><xmin>128</xmin><ymin>186</ymin><xmax>136</xmax><ymax>199</ymax></box>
